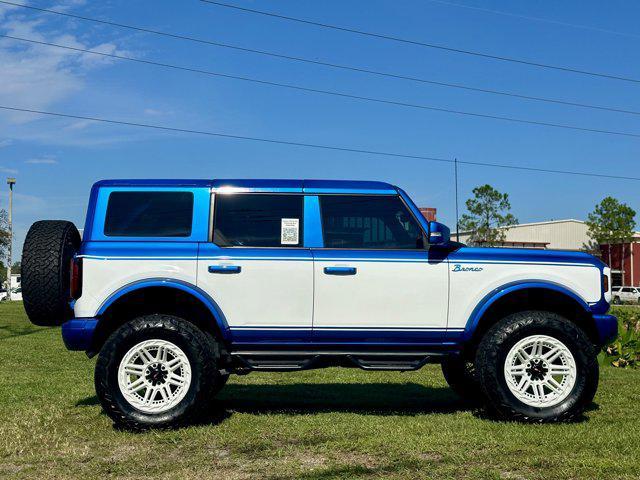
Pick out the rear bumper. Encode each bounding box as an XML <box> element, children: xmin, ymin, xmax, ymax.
<box><xmin>61</xmin><ymin>318</ymin><xmax>98</xmax><ymax>351</ymax></box>
<box><xmin>592</xmin><ymin>313</ymin><xmax>618</xmax><ymax>346</ymax></box>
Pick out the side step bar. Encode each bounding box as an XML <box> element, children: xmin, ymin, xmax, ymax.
<box><xmin>346</xmin><ymin>355</ymin><xmax>431</xmax><ymax>371</ymax></box>
<box><xmin>234</xmin><ymin>354</ymin><xmax>321</xmax><ymax>371</ymax></box>
<box><xmin>229</xmin><ymin>350</ymin><xmax>444</xmax><ymax>373</ymax></box>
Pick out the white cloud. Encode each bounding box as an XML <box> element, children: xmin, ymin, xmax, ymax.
<box><xmin>0</xmin><ymin>5</ymin><xmax>181</xmax><ymax>148</ymax></box>
<box><xmin>144</xmin><ymin>108</ymin><xmax>165</xmax><ymax>116</ymax></box>
<box><xmin>0</xmin><ymin>11</ymin><xmax>126</xmax><ymax>125</ymax></box>
<box><xmin>12</xmin><ymin>192</ymin><xmax>48</xmax><ymax>214</ymax></box>
<box><xmin>0</xmin><ymin>139</ymin><xmax>13</xmax><ymax>148</ymax></box>
<box><xmin>64</xmin><ymin>119</ymin><xmax>97</xmax><ymax>130</ymax></box>
<box><xmin>25</xmin><ymin>155</ymin><xmax>58</xmax><ymax>164</ymax></box>
<box><xmin>0</xmin><ymin>166</ymin><xmax>19</xmax><ymax>174</ymax></box>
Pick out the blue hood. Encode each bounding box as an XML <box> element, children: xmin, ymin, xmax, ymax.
<box><xmin>448</xmin><ymin>246</ymin><xmax>605</xmax><ymax>269</ymax></box>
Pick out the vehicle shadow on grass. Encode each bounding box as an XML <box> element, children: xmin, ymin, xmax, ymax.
<box><xmin>217</xmin><ymin>382</ymin><xmax>471</xmax><ymax>415</ymax></box>
<box><xmin>219</xmin><ymin>383</ymin><xmax>597</xmax><ymax>423</ymax></box>
<box><xmin>0</xmin><ymin>322</ymin><xmax>50</xmax><ymax>341</ymax></box>
<box><xmin>77</xmin><ymin>382</ymin><xmax>472</xmax><ymax>420</ymax></box>
<box><xmin>76</xmin><ymin>383</ymin><xmax>596</xmax><ymax>428</ymax></box>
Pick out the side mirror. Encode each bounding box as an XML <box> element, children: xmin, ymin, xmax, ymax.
<box><xmin>428</xmin><ymin>221</ymin><xmax>450</xmax><ymax>245</ymax></box>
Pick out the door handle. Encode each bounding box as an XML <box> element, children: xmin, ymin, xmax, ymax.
<box><xmin>324</xmin><ymin>266</ymin><xmax>357</xmax><ymax>276</ymax></box>
<box><xmin>208</xmin><ymin>265</ymin><xmax>241</xmax><ymax>274</ymax></box>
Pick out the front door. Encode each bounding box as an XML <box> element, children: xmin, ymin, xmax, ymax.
<box><xmin>197</xmin><ymin>193</ymin><xmax>313</xmax><ymax>345</ymax></box>
<box><xmin>311</xmin><ymin>194</ymin><xmax>449</xmax><ymax>345</ymax></box>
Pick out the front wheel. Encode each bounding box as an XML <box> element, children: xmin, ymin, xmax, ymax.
<box><xmin>475</xmin><ymin>311</ymin><xmax>598</xmax><ymax>423</ymax></box>
<box><xmin>612</xmin><ymin>297</ymin><xmax>621</xmax><ymax>305</ymax></box>
<box><xmin>95</xmin><ymin>314</ymin><xmax>224</xmax><ymax>430</ymax></box>
<box><xmin>441</xmin><ymin>356</ymin><xmax>482</xmax><ymax>403</ymax></box>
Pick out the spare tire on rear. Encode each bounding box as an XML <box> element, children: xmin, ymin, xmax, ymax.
<box><xmin>21</xmin><ymin>220</ymin><xmax>81</xmax><ymax>326</ymax></box>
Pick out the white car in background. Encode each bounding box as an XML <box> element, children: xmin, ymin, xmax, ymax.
<box><xmin>10</xmin><ymin>287</ymin><xmax>22</xmax><ymax>301</ymax></box>
<box><xmin>612</xmin><ymin>286</ymin><xmax>640</xmax><ymax>304</ymax></box>
<box><xmin>0</xmin><ymin>287</ymin><xmax>22</xmax><ymax>301</ymax></box>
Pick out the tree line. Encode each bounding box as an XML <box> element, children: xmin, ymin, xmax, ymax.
<box><xmin>458</xmin><ymin>184</ymin><xmax>637</xmax><ymax>256</ymax></box>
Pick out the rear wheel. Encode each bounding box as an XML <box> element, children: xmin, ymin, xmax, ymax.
<box><xmin>475</xmin><ymin>311</ymin><xmax>598</xmax><ymax>423</ymax></box>
<box><xmin>95</xmin><ymin>314</ymin><xmax>224</xmax><ymax>430</ymax></box>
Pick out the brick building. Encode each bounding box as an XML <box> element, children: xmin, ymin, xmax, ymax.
<box><xmin>600</xmin><ymin>235</ymin><xmax>640</xmax><ymax>287</ymax></box>
<box><xmin>418</xmin><ymin>207</ymin><xmax>437</xmax><ymax>222</ymax></box>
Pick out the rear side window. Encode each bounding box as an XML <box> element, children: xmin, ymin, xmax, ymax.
<box><xmin>320</xmin><ymin>195</ymin><xmax>424</xmax><ymax>249</ymax></box>
<box><xmin>213</xmin><ymin>194</ymin><xmax>303</xmax><ymax>247</ymax></box>
<box><xmin>104</xmin><ymin>191</ymin><xmax>194</xmax><ymax>237</ymax></box>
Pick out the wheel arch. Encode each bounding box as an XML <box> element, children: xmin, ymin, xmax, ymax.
<box><xmin>90</xmin><ymin>279</ymin><xmax>230</xmax><ymax>355</ymax></box>
<box><xmin>464</xmin><ymin>281</ymin><xmax>598</xmax><ymax>350</ymax></box>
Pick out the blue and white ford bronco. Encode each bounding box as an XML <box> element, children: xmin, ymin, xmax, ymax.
<box><xmin>21</xmin><ymin>179</ymin><xmax>617</xmax><ymax>429</ymax></box>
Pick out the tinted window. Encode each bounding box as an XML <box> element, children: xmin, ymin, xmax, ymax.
<box><xmin>213</xmin><ymin>194</ymin><xmax>303</xmax><ymax>247</ymax></box>
<box><xmin>104</xmin><ymin>191</ymin><xmax>193</xmax><ymax>237</ymax></box>
<box><xmin>320</xmin><ymin>195</ymin><xmax>424</xmax><ymax>249</ymax></box>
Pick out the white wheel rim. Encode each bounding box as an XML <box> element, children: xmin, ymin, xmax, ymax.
<box><xmin>118</xmin><ymin>339</ymin><xmax>192</xmax><ymax>414</ymax></box>
<box><xmin>504</xmin><ymin>334</ymin><xmax>577</xmax><ymax>408</ymax></box>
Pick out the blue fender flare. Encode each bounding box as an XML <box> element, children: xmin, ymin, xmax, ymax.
<box><xmin>463</xmin><ymin>281</ymin><xmax>591</xmax><ymax>341</ymax></box>
<box><xmin>96</xmin><ymin>278</ymin><xmax>230</xmax><ymax>340</ymax></box>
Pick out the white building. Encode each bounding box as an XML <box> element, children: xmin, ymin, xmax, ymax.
<box><xmin>456</xmin><ymin>219</ymin><xmax>590</xmax><ymax>251</ymax></box>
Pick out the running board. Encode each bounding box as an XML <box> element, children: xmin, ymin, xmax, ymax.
<box><xmin>230</xmin><ymin>351</ymin><xmax>441</xmax><ymax>373</ymax></box>
<box><xmin>346</xmin><ymin>354</ymin><xmax>431</xmax><ymax>371</ymax></box>
<box><xmin>234</xmin><ymin>354</ymin><xmax>321</xmax><ymax>372</ymax></box>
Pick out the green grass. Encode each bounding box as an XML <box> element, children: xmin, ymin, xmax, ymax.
<box><xmin>1</xmin><ymin>302</ymin><xmax>640</xmax><ymax>479</ymax></box>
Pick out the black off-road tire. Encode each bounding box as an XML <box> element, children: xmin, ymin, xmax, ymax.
<box><xmin>21</xmin><ymin>220</ymin><xmax>81</xmax><ymax>326</ymax></box>
<box><xmin>95</xmin><ymin>314</ymin><xmax>224</xmax><ymax>430</ymax></box>
<box><xmin>212</xmin><ymin>374</ymin><xmax>230</xmax><ymax>395</ymax></box>
<box><xmin>441</xmin><ymin>356</ymin><xmax>482</xmax><ymax>403</ymax></box>
<box><xmin>475</xmin><ymin>311</ymin><xmax>599</xmax><ymax>423</ymax></box>
<box><xmin>612</xmin><ymin>297</ymin><xmax>621</xmax><ymax>305</ymax></box>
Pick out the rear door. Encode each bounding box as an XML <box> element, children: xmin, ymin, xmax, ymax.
<box><xmin>197</xmin><ymin>193</ymin><xmax>313</xmax><ymax>345</ymax></box>
<box><xmin>311</xmin><ymin>194</ymin><xmax>449</xmax><ymax>345</ymax></box>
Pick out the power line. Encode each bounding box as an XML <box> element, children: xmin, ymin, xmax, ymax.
<box><xmin>3</xmin><ymin>1</ymin><xmax>638</xmax><ymax>116</ymax></box>
<box><xmin>199</xmin><ymin>0</ymin><xmax>640</xmax><ymax>85</ymax></box>
<box><xmin>1</xmin><ymin>104</ymin><xmax>639</xmax><ymax>182</ymax></box>
<box><xmin>4</xmin><ymin>34</ymin><xmax>640</xmax><ymax>140</ymax></box>
<box><xmin>424</xmin><ymin>0</ymin><xmax>640</xmax><ymax>40</ymax></box>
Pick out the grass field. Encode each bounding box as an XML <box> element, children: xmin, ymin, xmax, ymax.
<box><xmin>1</xmin><ymin>302</ymin><xmax>639</xmax><ymax>479</ymax></box>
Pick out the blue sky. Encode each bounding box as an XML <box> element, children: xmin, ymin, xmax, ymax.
<box><xmin>1</xmin><ymin>0</ymin><xmax>639</xmax><ymax>257</ymax></box>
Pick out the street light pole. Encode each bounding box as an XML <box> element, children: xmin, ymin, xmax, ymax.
<box><xmin>6</xmin><ymin>178</ymin><xmax>15</xmax><ymax>301</ymax></box>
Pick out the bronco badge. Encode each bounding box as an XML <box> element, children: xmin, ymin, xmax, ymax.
<box><xmin>452</xmin><ymin>264</ymin><xmax>483</xmax><ymax>272</ymax></box>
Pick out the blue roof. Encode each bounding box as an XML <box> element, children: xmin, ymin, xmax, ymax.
<box><xmin>94</xmin><ymin>179</ymin><xmax>397</xmax><ymax>194</ymax></box>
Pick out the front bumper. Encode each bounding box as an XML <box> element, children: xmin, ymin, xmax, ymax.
<box><xmin>61</xmin><ymin>318</ymin><xmax>98</xmax><ymax>351</ymax></box>
<box><xmin>592</xmin><ymin>313</ymin><xmax>618</xmax><ymax>346</ymax></box>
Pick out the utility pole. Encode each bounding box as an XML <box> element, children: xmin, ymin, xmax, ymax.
<box><xmin>6</xmin><ymin>178</ymin><xmax>15</xmax><ymax>301</ymax></box>
<box><xmin>454</xmin><ymin>158</ymin><xmax>460</xmax><ymax>242</ymax></box>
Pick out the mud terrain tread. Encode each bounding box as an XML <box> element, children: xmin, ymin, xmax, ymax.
<box><xmin>21</xmin><ymin>220</ymin><xmax>80</xmax><ymax>326</ymax></box>
<box><xmin>475</xmin><ymin>311</ymin><xmax>598</xmax><ymax>423</ymax></box>
<box><xmin>95</xmin><ymin>314</ymin><xmax>222</xmax><ymax>431</ymax></box>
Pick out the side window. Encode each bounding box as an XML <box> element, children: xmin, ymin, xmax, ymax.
<box><xmin>320</xmin><ymin>195</ymin><xmax>424</xmax><ymax>249</ymax></box>
<box><xmin>104</xmin><ymin>191</ymin><xmax>193</xmax><ymax>237</ymax></box>
<box><xmin>213</xmin><ymin>194</ymin><xmax>303</xmax><ymax>247</ymax></box>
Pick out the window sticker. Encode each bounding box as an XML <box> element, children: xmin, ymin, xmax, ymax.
<box><xmin>281</xmin><ymin>218</ymin><xmax>300</xmax><ymax>245</ymax></box>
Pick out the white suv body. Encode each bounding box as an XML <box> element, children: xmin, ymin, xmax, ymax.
<box><xmin>20</xmin><ymin>179</ymin><xmax>618</xmax><ymax>428</ymax></box>
<box><xmin>612</xmin><ymin>286</ymin><xmax>640</xmax><ymax>304</ymax></box>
